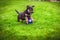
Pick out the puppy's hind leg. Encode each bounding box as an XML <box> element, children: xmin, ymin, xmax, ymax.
<box><xmin>18</xmin><ymin>18</ymin><xmax>20</xmax><ymax>22</ymax></box>
<box><xmin>17</xmin><ymin>16</ymin><xmax>21</xmax><ymax>22</ymax></box>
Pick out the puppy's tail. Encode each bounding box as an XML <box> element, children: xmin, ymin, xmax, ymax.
<box><xmin>15</xmin><ymin>9</ymin><xmax>19</xmax><ymax>14</ymax></box>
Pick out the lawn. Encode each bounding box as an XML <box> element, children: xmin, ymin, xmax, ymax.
<box><xmin>0</xmin><ymin>0</ymin><xmax>60</xmax><ymax>40</ymax></box>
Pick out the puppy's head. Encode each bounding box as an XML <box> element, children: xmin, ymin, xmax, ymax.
<box><xmin>26</xmin><ymin>5</ymin><xmax>34</xmax><ymax>13</ymax></box>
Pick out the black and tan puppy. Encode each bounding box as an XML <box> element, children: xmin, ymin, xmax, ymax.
<box><xmin>15</xmin><ymin>5</ymin><xmax>34</xmax><ymax>24</ymax></box>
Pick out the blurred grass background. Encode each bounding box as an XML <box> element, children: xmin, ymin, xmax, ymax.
<box><xmin>0</xmin><ymin>0</ymin><xmax>60</xmax><ymax>40</ymax></box>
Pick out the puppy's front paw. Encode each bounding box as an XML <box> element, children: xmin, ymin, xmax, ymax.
<box><xmin>26</xmin><ymin>22</ymin><xmax>28</xmax><ymax>24</ymax></box>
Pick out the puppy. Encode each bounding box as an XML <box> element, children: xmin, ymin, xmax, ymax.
<box><xmin>15</xmin><ymin>5</ymin><xmax>34</xmax><ymax>24</ymax></box>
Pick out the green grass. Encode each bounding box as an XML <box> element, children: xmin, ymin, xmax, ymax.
<box><xmin>0</xmin><ymin>1</ymin><xmax>60</xmax><ymax>40</ymax></box>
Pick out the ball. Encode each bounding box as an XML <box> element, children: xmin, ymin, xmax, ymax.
<box><xmin>28</xmin><ymin>18</ymin><xmax>32</xmax><ymax>24</ymax></box>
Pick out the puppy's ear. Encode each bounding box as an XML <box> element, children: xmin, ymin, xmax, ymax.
<box><xmin>32</xmin><ymin>5</ymin><xmax>34</xmax><ymax>7</ymax></box>
<box><xmin>27</xmin><ymin>5</ymin><xmax>29</xmax><ymax>8</ymax></box>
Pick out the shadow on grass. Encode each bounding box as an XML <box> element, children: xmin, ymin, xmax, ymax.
<box><xmin>0</xmin><ymin>31</ymin><xmax>60</xmax><ymax>40</ymax></box>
